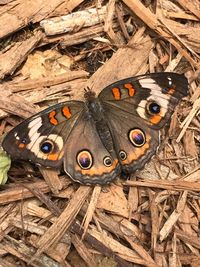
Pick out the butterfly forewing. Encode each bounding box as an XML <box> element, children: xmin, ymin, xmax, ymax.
<box><xmin>2</xmin><ymin>101</ymin><xmax>84</xmax><ymax>168</ymax></box>
<box><xmin>99</xmin><ymin>72</ymin><xmax>188</xmax><ymax>129</ymax></box>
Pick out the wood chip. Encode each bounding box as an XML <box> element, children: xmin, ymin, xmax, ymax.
<box><xmin>0</xmin><ymin>30</ymin><xmax>43</xmax><ymax>79</ymax></box>
<box><xmin>0</xmin><ymin>0</ymin><xmax>65</xmax><ymax>39</ymax></box>
<box><xmin>32</xmin><ymin>186</ymin><xmax>92</xmax><ymax>262</ymax></box>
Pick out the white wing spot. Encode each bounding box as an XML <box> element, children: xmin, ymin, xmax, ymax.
<box><xmin>136</xmin><ymin>100</ymin><xmax>147</xmax><ymax>119</ymax></box>
<box><xmin>138</xmin><ymin>78</ymin><xmax>170</xmax><ymax>118</ymax></box>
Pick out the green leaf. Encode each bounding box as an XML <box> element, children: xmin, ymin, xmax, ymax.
<box><xmin>0</xmin><ymin>148</ymin><xmax>11</xmax><ymax>184</ymax></box>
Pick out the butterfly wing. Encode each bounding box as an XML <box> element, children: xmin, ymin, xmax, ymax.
<box><xmin>99</xmin><ymin>72</ymin><xmax>188</xmax><ymax>129</ymax></box>
<box><xmin>3</xmin><ymin>100</ymin><xmax>120</xmax><ymax>184</ymax></box>
<box><xmin>99</xmin><ymin>72</ymin><xmax>188</xmax><ymax>173</ymax></box>
<box><xmin>2</xmin><ymin>101</ymin><xmax>84</xmax><ymax>168</ymax></box>
<box><xmin>101</xmin><ymin>105</ymin><xmax>160</xmax><ymax>173</ymax></box>
<box><xmin>62</xmin><ymin>111</ymin><xmax>120</xmax><ymax>184</ymax></box>
<box><xmin>3</xmin><ymin>72</ymin><xmax>188</xmax><ymax>183</ymax></box>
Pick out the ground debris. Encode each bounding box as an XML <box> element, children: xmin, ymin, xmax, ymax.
<box><xmin>0</xmin><ymin>1</ymin><xmax>199</xmax><ymax>266</ymax></box>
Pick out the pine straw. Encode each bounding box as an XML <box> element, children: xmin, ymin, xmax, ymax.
<box><xmin>0</xmin><ymin>0</ymin><xmax>199</xmax><ymax>266</ymax></box>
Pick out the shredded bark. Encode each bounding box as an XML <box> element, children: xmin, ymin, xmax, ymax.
<box><xmin>0</xmin><ymin>1</ymin><xmax>199</xmax><ymax>266</ymax></box>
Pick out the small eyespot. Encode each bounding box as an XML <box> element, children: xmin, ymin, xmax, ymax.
<box><xmin>146</xmin><ymin>101</ymin><xmax>161</xmax><ymax>115</ymax></box>
<box><xmin>77</xmin><ymin>150</ymin><xmax>93</xmax><ymax>170</ymax></box>
<box><xmin>129</xmin><ymin>129</ymin><xmax>146</xmax><ymax>147</ymax></box>
<box><xmin>103</xmin><ymin>156</ymin><xmax>112</xmax><ymax>167</ymax></box>
<box><xmin>40</xmin><ymin>141</ymin><xmax>54</xmax><ymax>154</ymax></box>
<box><xmin>167</xmin><ymin>77</ymin><xmax>173</xmax><ymax>86</ymax></box>
<box><xmin>21</xmin><ymin>138</ymin><xmax>28</xmax><ymax>144</ymax></box>
<box><xmin>14</xmin><ymin>132</ymin><xmax>20</xmax><ymax>140</ymax></box>
<box><xmin>119</xmin><ymin>151</ymin><xmax>127</xmax><ymax>161</ymax></box>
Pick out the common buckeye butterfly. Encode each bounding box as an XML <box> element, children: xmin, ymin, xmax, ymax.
<box><xmin>2</xmin><ymin>73</ymin><xmax>188</xmax><ymax>184</ymax></box>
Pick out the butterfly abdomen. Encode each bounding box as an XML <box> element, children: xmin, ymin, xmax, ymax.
<box><xmin>95</xmin><ymin>119</ymin><xmax>114</xmax><ymax>154</ymax></box>
<box><xmin>85</xmin><ymin>96</ymin><xmax>114</xmax><ymax>154</ymax></box>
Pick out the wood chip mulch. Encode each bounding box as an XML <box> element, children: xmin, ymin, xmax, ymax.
<box><xmin>0</xmin><ymin>0</ymin><xmax>199</xmax><ymax>266</ymax></box>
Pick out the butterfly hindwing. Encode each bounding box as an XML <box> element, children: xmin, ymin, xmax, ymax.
<box><xmin>63</xmin><ymin>111</ymin><xmax>121</xmax><ymax>184</ymax></box>
<box><xmin>102</xmin><ymin>104</ymin><xmax>160</xmax><ymax>173</ymax></box>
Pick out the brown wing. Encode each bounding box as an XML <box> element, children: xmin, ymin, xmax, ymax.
<box><xmin>99</xmin><ymin>72</ymin><xmax>188</xmax><ymax>129</ymax></box>
<box><xmin>63</xmin><ymin>112</ymin><xmax>121</xmax><ymax>185</ymax></box>
<box><xmin>2</xmin><ymin>101</ymin><xmax>84</xmax><ymax>168</ymax></box>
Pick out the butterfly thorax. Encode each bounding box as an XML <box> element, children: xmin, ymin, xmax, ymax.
<box><xmin>85</xmin><ymin>90</ymin><xmax>114</xmax><ymax>154</ymax></box>
<box><xmin>84</xmin><ymin>90</ymin><xmax>103</xmax><ymax>121</ymax></box>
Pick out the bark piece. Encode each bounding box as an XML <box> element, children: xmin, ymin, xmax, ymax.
<box><xmin>85</xmin><ymin>27</ymin><xmax>153</xmax><ymax>97</ymax></box>
<box><xmin>82</xmin><ymin>185</ymin><xmax>101</xmax><ymax>238</ymax></box>
<box><xmin>32</xmin><ymin>186</ymin><xmax>92</xmax><ymax>262</ymax></box>
<box><xmin>71</xmin><ymin>234</ymin><xmax>97</xmax><ymax>267</ymax></box>
<box><xmin>124</xmin><ymin>177</ymin><xmax>200</xmax><ymax>191</ymax></box>
<box><xmin>96</xmin><ymin>184</ymin><xmax>129</xmax><ymax>218</ymax></box>
<box><xmin>0</xmin><ymin>235</ymin><xmax>59</xmax><ymax>267</ymax></box>
<box><xmin>177</xmin><ymin>0</ymin><xmax>200</xmax><ymax>20</ymax></box>
<box><xmin>122</xmin><ymin>0</ymin><xmax>199</xmax><ymax>68</ymax></box>
<box><xmin>159</xmin><ymin>191</ymin><xmax>188</xmax><ymax>241</ymax></box>
<box><xmin>56</xmin><ymin>22</ymin><xmax>119</xmax><ymax>48</ymax></box>
<box><xmin>0</xmin><ymin>30</ymin><xmax>43</xmax><ymax>79</ymax></box>
<box><xmin>0</xmin><ymin>177</ymin><xmax>71</xmax><ymax>205</ymax></box>
<box><xmin>0</xmin><ymin>0</ymin><xmax>65</xmax><ymax>39</ymax></box>
<box><xmin>40</xmin><ymin>5</ymin><xmax>108</xmax><ymax>36</ymax></box>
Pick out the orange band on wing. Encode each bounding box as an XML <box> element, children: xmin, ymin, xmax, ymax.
<box><xmin>167</xmin><ymin>88</ymin><xmax>175</xmax><ymax>95</ymax></box>
<box><xmin>123</xmin><ymin>143</ymin><xmax>150</xmax><ymax>165</ymax></box>
<box><xmin>122</xmin><ymin>136</ymin><xmax>151</xmax><ymax>165</ymax></box>
<box><xmin>150</xmin><ymin>115</ymin><xmax>162</xmax><ymax>124</ymax></box>
<box><xmin>62</xmin><ymin>106</ymin><xmax>72</xmax><ymax>119</ymax></box>
<box><xmin>47</xmin><ymin>151</ymin><xmax>64</xmax><ymax>161</ymax></box>
<box><xmin>47</xmin><ymin>153</ymin><xmax>59</xmax><ymax>161</ymax></box>
<box><xmin>112</xmin><ymin>88</ymin><xmax>121</xmax><ymax>100</ymax></box>
<box><xmin>124</xmin><ymin>83</ymin><xmax>135</xmax><ymax>97</ymax></box>
<box><xmin>49</xmin><ymin>111</ymin><xmax>58</xmax><ymax>125</ymax></box>
<box><xmin>76</xmin><ymin>159</ymin><xmax>119</xmax><ymax>176</ymax></box>
<box><xmin>18</xmin><ymin>143</ymin><xmax>26</xmax><ymax>149</ymax></box>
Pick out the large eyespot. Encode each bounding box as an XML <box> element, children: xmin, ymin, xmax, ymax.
<box><xmin>77</xmin><ymin>150</ymin><xmax>93</xmax><ymax>170</ymax></box>
<box><xmin>119</xmin><ymin>150</ymin><xmax>127</xmax><ymax>161</ymax></box>
<box><xmin>146</xmin><ymin>101</ymin><xmax>161</xmax><ymax>115</ymax></box>
<box><xmin>40</xmin><ymin>140</ymin><xmax>54</xmax><ymax>154</ymax></box>
<box><xmin>129</xmin><ymin>129</ymin><xmax>146</xmax><ymax>147</ymax></box>
<box><xmin>103</xmin><ymin>156</ymin><xmax>112</xmax><ymax>167</ymax></box>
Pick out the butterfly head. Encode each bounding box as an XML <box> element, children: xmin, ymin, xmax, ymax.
<box><xmin>84</xmin><ymin>87</ymin><xmax>96</xmax><ymax>103</ymax></box>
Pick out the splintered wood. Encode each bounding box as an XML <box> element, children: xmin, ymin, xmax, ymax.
<box><xmin>0</xmin><ymin>0</ymin><xmax>199</xmax><ymax>266</ymax></box>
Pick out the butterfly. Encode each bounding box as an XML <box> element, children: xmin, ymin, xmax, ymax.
<box><xmin>2</xmin><ymin>73</ymin><xmax>188</xmax><ymax>185</ymax></box>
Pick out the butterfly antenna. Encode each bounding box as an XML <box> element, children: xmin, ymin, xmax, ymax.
<box><xmin>84</xmin><ymin>86</ymin><xmax>91</xmax><ymax>93</ymax></box>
